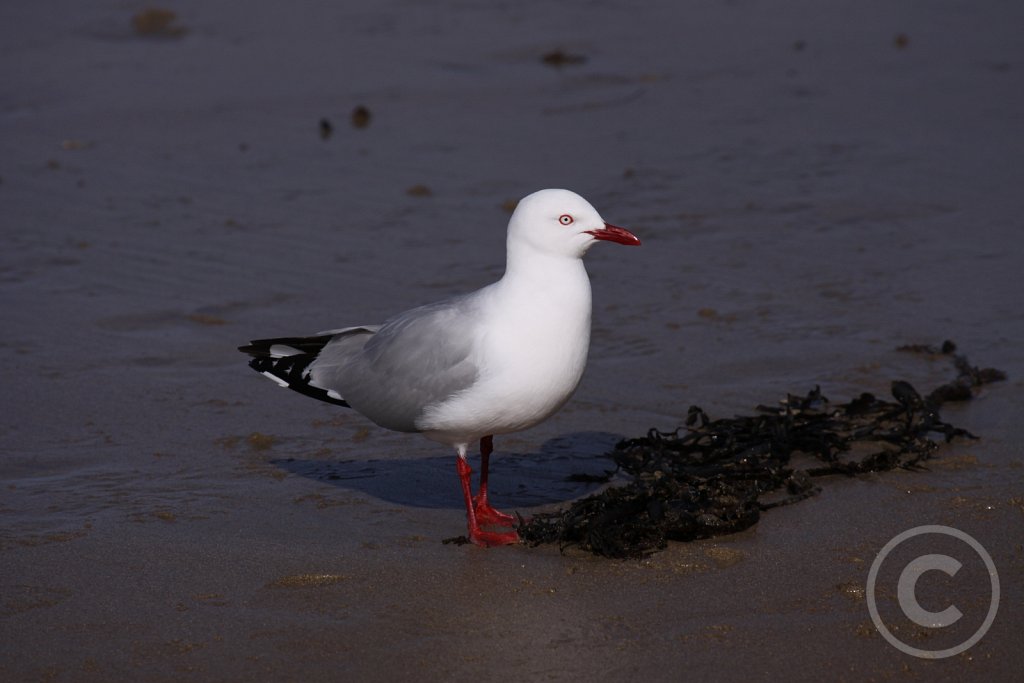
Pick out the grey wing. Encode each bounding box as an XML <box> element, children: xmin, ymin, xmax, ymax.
<box><xmin>308</xmin><ymin>297</ymin><xmax>480</xmax><ymax>432</ymax></box>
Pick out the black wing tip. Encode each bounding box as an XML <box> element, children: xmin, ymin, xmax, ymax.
<box><xmin>238</xmin><ymin>342</ymin><xmax>263</xmax><ymax>356</ymax></box>
<box><xmin>238</xmin><ymin>338</ymin><xmax>287</xmax><ymax>357</ymax></box>
<box><xmin>248</xmin><ymin>356</ymin><xmax>276</xmax><ymax>373</ymax></box>
<box><xmin>244</xmin><ymin>345</ymin><xmax>351</xmax><ymax>408</ymax></box>
<box><xmin>238</xmin><ymin>335</ymin><xmax>336</xmax><ymax>358</ymax></box>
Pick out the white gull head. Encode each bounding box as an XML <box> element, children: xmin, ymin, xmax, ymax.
<box><xmin>505</xmin><ymin>189</ymin><xmax>641</xmax><ymax>264</ymax></box>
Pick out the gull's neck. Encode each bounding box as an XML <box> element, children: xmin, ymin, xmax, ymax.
<box><xmin>501</xmin><ymin>242</ymin><xmax>590</xmax><ymax>293</ymax></box>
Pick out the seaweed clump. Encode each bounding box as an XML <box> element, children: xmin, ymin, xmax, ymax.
<box><xmin>517</xmin><ymin>342</ymin><xmax>1005</xmax><ymax>558</ymax></box>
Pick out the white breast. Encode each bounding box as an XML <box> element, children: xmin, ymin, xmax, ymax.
<box><xmin>417</xmin><ymin>259</ymin><xmax>593</xmax><ymax>443</ymax></box>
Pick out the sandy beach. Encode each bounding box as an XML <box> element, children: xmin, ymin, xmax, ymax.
<box><xmin>2</xmin><ymin>0</ymin><xmax>1022</xmax><ymax>680</ymax></box>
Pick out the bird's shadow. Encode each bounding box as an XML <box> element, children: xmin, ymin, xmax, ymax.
<box><xmin>271</xmin><ymin>431</ymin><xmax>624</xmax><ymax>511</ymax></box>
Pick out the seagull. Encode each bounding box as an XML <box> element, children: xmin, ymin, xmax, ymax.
<box><xmin>239</xmin><ymin>189</ymin><xmax>640</xmax><ymax>547</ymax></box>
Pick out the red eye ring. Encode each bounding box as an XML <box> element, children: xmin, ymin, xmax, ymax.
<box><xmin>559</xmin><ymin>214</ymin><xmax>574</xmax><ymax>225</ymax></box>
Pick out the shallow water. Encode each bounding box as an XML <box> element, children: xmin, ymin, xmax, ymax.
<box><xmin>2</xmin><ymin>0</ymin><xmax>1023</xmax><ymax>680</ymax></box>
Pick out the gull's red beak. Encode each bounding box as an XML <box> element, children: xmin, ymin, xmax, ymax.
<box><xmin>586</xmin><ymin>223</ymin><xmax>641</xmax><ymax>246</ymax></box>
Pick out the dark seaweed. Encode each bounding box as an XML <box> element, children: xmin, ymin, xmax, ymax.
<box><xmin>517</xmin><ymin>342</ymin><xmax>1005</xmax><ymax>558</ymax></box>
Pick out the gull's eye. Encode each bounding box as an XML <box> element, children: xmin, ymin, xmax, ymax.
<box><xmin>559</xmin><ymin>214</ymin><xmax>574</xmax><ymax>225</ymax></box>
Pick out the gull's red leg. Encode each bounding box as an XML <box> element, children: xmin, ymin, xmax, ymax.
<box><xmin>457</xmin><ymin>453</ymin><xmax>518</xmax><ymax>547</ymax></box>
<box><xmin>472</xmin><ymin>435</ymin><xmax>517</xmax><ymax>527</ymax></box>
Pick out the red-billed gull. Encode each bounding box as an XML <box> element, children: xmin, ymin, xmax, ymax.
<box><xmin>239</xmin><ymin>189</ymin><xmax>640</xmax><ymax>547</ymax></box>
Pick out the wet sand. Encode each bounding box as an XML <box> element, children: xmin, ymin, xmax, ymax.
<box><xmin>2</xmin><ymin>1</ymin><xmax>1023</xmax><ymax>680</ymax></box>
